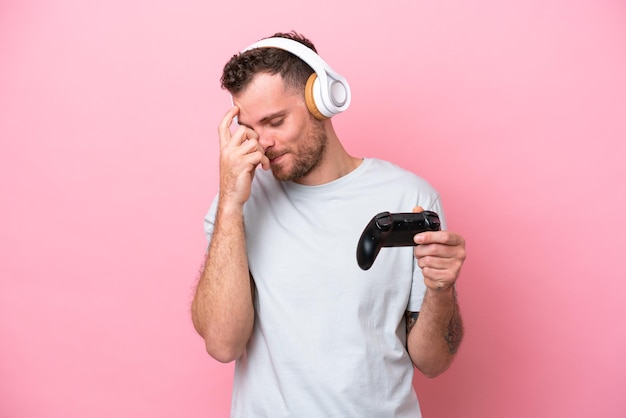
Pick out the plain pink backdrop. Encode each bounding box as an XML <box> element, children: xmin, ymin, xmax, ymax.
<box><xmin>1</xmin><ymin>0</ymin><xmax>625</xmax><ymax>417</ymax></box>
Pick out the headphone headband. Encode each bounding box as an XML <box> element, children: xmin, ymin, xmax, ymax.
<box><xmin>242</xmin><ymin>37</ymin><xmax>351</xmax><ymax>119</ymax></box>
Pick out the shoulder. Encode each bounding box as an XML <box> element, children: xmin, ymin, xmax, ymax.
<box><xmin>365</xmin><ymin>158</ymin><xmax>439</xmax><ymax>194</ymax></box>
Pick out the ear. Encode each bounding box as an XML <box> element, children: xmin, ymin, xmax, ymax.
<box><xmin>305</xmin><ymin>73</ymin><xmax>328</xmax><ymax>121</ymax></box>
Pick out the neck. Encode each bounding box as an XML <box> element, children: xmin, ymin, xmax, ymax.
<box><xmin>294</xmin><ymin>122</ymin><xmax>362</xmax><ymax>186</ymax></box>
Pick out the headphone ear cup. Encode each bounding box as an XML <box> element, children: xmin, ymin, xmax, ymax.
<box><xmin>305</xmin><ymin>73</ymin><xmax>328</xmax><ymax>121</ymax></box>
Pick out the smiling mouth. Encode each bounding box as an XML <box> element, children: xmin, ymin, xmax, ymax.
<box><xmin>267</xmin><ymin>153</ymin><xmax>285</xmax><ymax>163</ymax></box>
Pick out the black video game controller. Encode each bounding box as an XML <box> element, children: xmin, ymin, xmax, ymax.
<box><xmin>356</xmin><ymin>211</ymin><xmax>441</xmax><ymax>270</ymax></box>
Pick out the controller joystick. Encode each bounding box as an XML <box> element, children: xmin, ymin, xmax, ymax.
<box><xmin>356</xmin><ymin>211</ymin><xmax>441</xmax><ymax>270</ymax></box>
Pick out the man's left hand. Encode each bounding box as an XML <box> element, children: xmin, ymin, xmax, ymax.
<box><xmin>412</xmin><ymin>207</ymin><xmax>466</xmax><ymax>291</ymax></box>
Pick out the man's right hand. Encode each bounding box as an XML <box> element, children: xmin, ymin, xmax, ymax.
<box><xmin>218</xmin><ymin>106</ymin><xmax>270</xmax><ymax>207</ymax></box>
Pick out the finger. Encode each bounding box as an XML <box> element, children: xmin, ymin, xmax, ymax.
<box><xmin>230</xmin><ymin>138</ymin><xmax>268</xmax><ymax>170</ymax></box>
<box><xmin>414</xmin><ymin>243</ymin><xmax>462</xmax><ymax>260</ymax></box>
<box><xmin>260</xmin><ymin>154</ymin><xmax>270</xmax><ymax>170</ymax></box>
<box><xmin>421</xmin><ymin>265</ymin><xmax>461</xmax><ymax>284</ymax></box>
<box><xmin>416</xmin><ymin>254</ymin><xmax>456</xmax><ymax>270</ymax></box>
<box><xmin>244</xmin><ymin>127</ymin><xmax>259</xmax><ymax>142</ymax></box>
<box><xmin>225</xmin><ymin>126</ymin><xmax>257</xmax><ymax>152</ymax></box>
<box><xmin>237</xmin><ymin>137</ymin><xmax>264</xmax><ymax>155</ymax></box>
<box><xmin>241</xmin><ymin>150</ymin><xmax>267</xmax><ymax>167</ymax></box>
<box><xmin>232</xmin><ymin>125</ymin><xmax>260</xmax><ymax>145</ymax></box>
<box><xmin>414</xmin><ymin>230</ymin><xmax>465</xmax><ymax>246</ymax></box>
<box><xmin>230</xmin><ymin>125</ymin><xmax>248</xmax><ymax>145</ymax></box>
<box><xmin>414</xmin><ymin>244</ymin><xmax>467</xmax><ymax>274</ymax></box>
<box><xmin>250</xmin><ymin>141</ymin><xmax>270</xmax><ymax>170</ymax></box>
<box><xmin>412</xmin><ymin>206</ymin><xmax>424</xmax><ymax>213</ymax></box>
<box><xmin>218</xmin><ymin>106</ymin><xmax>240</xmax><ymax>147</ymax></box>
<box><xmin>239</xmin><ymin>150</ymin><xmax>272</xmax><ymax>175</ymax></box>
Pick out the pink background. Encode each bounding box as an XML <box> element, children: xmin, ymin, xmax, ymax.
<box><xmin>1</xmin><ymin>0</ymin><xmax>625</xmax><ymax>417</ymax></box>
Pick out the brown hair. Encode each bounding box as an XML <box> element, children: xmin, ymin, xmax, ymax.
<box><xmin>220</xmin><ymin>31</ymin><xmax>317</xmax><ymax>95</ymax></box>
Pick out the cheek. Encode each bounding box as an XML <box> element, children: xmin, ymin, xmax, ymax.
<box><xmin>280</xmin><ymin>124</ymin><xmax>305</xmax><ymax>147</ymax></box>
<box><xmin>278</xmin><ymin>110</ymin><xmax>317</xmax><ymax>147</ymax></box>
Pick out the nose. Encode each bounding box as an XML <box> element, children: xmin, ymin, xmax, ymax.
<box><xmin>256</xmin><ymin>127</ymin><xmax>275</xmax><ymax>151</ymax></box>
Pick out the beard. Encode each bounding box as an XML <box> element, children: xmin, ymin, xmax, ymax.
<box><xmin>270</xmin><ymin>121</ymin><xmax>328</xmax><ymax>182</ymax></box>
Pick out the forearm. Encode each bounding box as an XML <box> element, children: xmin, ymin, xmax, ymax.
<box><xmin>191</xmin><ymin>203</ymin><xmax>254</xmax><ymax>363</ymax></box>
<box><xmin>407</xmin><ymin>286</ymin><xmax>464</xmax><ymax>378</ymax></box>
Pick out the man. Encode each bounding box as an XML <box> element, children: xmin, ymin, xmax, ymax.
<box><xmin>192</xmin><ymin>31</ymin><xmax>466</xmax><ymax>417</ymax></box>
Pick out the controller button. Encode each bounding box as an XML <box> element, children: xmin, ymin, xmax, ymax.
<box><xmin>375</xmin><ymin>213</ymin><xmax>392</xmax><ymax>231</ymax></box>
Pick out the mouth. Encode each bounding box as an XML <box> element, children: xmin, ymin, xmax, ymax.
<box><xmin>267</xmin><ymin>152</ymin><xmax>286</xmax><ymax>164</ymax></box>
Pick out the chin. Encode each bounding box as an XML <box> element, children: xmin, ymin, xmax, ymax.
<box><xmin>271</xmin><ymin>154</ymin><xmax>318</xmax><ymax>182</ymax></box>
<box><xmin>270</xmin><ymin>165</ymin><xmax>292</xmax><ymax>182</ymax></box>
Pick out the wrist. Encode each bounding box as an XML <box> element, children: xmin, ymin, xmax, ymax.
<box><xmin>425</xmin><ymin>283</ymin><xmax>456</xmax><ymax>298</ymax></box>
<box><xmin>216</xmin><ymin>199</ymin><xmax>245</xmax><ymax>220</ymax></box>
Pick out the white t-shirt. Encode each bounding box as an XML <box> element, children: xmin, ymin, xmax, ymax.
<box><xmin>204</xmin><ymin>158</ymin><xmax>446</xmax><ymax>417</ymax></box>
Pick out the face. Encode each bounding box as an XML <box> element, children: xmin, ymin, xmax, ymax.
<box><xmin>233</xmin><ymin>73</ymin><xmax>328</xmax><ymax>182</ymax></box>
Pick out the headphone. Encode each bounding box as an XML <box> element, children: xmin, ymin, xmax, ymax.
<box><xmin>242</xmin><ymin>37</ymin><xmax>351</xmax><ymax>120</ymax></box>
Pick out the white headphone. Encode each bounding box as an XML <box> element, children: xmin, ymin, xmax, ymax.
<box><xmin>242</xmin><ymin>37</ymin><xmax>351</xmax><ymax>120</ymax></box>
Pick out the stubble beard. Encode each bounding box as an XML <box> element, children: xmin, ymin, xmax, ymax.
<box><xmin>271</xmin><ymin>122</ymin><xmax>328</xmax><ymax>182</ymax></box>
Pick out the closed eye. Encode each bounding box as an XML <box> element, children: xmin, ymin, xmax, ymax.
<box><xmin>257</xmin><ymin>111</ymin><xmax>287</xmax><ymax>128</ymax></box>
<box><xmin>269</xmin><ymin>118</ymin><xmax>284</xmax><ymax>128</ymax></box>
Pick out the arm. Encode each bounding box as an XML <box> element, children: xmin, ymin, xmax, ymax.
<box><xmin>191</xmin><ymin>107</ymin><xmax>269</xmax><ymax>363</ymax></box>
<box><xmin>406</xmin><ymin>226</ymin><xmax>466</xmax><ymax>378</ymax></box>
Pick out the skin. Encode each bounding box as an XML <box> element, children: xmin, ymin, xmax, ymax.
<box><xmin>191</xmin><ymin>72</ymin><xmax>466</xmax><ymax>377</ymax></box>
<box><xmin>406</xmin><ymin>206</ymin><xmax>465</xmax><ymax>377</ymax></box>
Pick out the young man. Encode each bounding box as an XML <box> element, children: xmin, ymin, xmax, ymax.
<box><xmin>192</xmin><ymin>31</ymin><xmax>466</xmax><ymax>417</ymax></box>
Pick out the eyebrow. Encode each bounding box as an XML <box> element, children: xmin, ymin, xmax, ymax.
<box><xmin>238</xmin><ymin>111</ymin><xmax>286</xmax><ymax>128</ymax></box>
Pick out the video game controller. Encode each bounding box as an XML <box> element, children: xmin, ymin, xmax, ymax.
<box><xmin>356</xmin><ymin>211</ymin><xmax>441</xmax><ymax>270</ymax></box>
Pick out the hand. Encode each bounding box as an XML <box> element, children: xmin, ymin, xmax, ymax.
<box><xmin>412</xmin><ymin>206</ymin><xmax>466</xmax><ymax>291</ymax></box>
<box><xmin>217</xmin><ymin>106</ymin><xmax>270</xmax><ymax>207</ymax></box>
